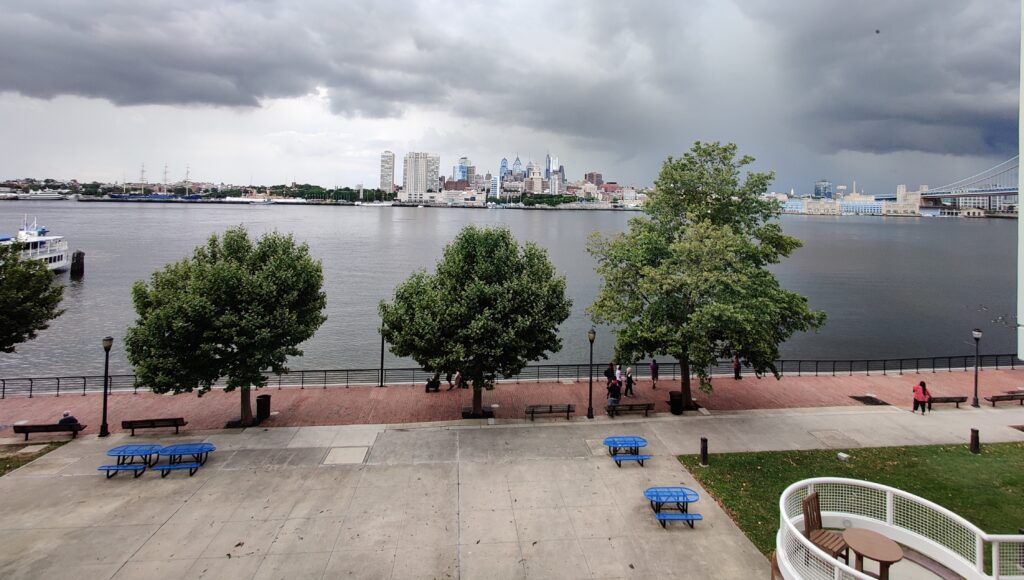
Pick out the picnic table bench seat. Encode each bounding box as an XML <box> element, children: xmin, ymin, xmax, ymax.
<box><xmin>155</xmin><ymin>462</ymin><xmax>202</xmax><ymax>478</ymax></box>
<box><xmin>12</xmin><ymin>423</ymin><xmax>86</xmax><ymax>441</ymax></box>
<box><xmin>654</xmin><ymin>512</ymin><xmax>703</xmax><ymax>528</ymax></box>
<box><xmin>611</xmin><ymin>454</ymin><xmax>652</xmax><ymax>467</ymax></box>
<box><xmin>928</xmin><ymin>396</ymin><xmax>968</xmax><ymax>407</ymax></box>
<box><xmin>606</xmin><ymin>402</ymin><xmax>655</xmax><ymax>418</ymax></box>
<box><xmin>97</xmin><ymin>464</ymin><xmax>147</xmax><ymax>478</ymax></box>
<box><xmin>985</xmin><ymin>393</ymin><xmax>1024</xmax><ymax>406</ymax></box>
<box><xmin>524</xmin><ymin>404</ymin><xmax>575</xmax><ymax>421</ymax></box>
<box><xmin>121</xmin><ymin>417</ymin><xmax>187</xmax><ymax>436</ymax></box>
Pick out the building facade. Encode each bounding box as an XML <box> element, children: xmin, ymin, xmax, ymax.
<box><xmin>380</xmin><ymin>151</ymin><xmax>395</xmax><ymax>194</ymax></box>
<box><xmin>814</xmin><ymin>179</ymin><xmax>833</xmax><ymax>199</ymax></box>
<box><xmin>402</xmin><ymin>152</ymin><xmax>441</xmax><ymax>203</ymax></box>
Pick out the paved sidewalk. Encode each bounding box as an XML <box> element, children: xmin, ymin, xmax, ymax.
<box><xmin>0</xmin><ymin>368</ymin><xmax>1020</xmax><ymax>436</ymax></box>
<box><xmin>1</xmin><ymin>404</ymin><xmax>1022</xmax><ymax>579</ymax></box>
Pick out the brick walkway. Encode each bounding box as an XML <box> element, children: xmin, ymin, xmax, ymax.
<box><xmin>1</xmin><ymin>369</ymin><xmax>1021</xmax><ymax>437</ymax></box>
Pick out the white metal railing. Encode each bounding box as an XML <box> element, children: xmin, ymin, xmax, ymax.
<box><xmin>776</xmin><ymin>477</ymin><xmax>1024</xmax><ymax>580</ymax></box>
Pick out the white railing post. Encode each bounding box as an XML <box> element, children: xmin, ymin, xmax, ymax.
<box><xmin>977</xmin><ymin>536</ymin><xmax>986</xmax><ymax>574</ymax></box>
<box><xmin>991</xmin><ymin>541</ymin><xmax>1000</xmax><ymax>579</ymax></box>
<box><xmin>885</xmin><ymin>490</ymin><xmax>894</xmax><ymax>525</ymax></box>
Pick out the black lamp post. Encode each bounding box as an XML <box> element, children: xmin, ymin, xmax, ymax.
<box><xmin>971</xmin><ymin>328</ymin><xmax>982</xmax><ymax>408</ymax></box>
<box><xmin>99</xmin><ymin>336</ymin><xmax>113</xmax><ymax>437</ymax></box>
<box><xmin>587</xmin><ymin>328</ymin><xmax>596</xmax><ymax>419</ymax></box>
<box><xmin>379</xmin><ymin>327</ymin><xmax>385</xmax><ymax>388</ymax></box>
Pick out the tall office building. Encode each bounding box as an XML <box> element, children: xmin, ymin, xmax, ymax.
<box><xmin>511</xmin><ymin>155</ymin><xmax>524</xmax><ymax>180</ymax></box>
<box><xmin>453</xmin><ymin>156</ymin><xmax>471</xmax><ymax>181</ymax></box>
<box><xmin>402</xmin><ymin>152</ymin><xmax>441</xmax><ymax>202</ymax></box>
<box><xmin>379</xmin><ymin>151</ymin><xmax>395</xmax><ymax>193</ymax></box>
<box><xmin>814</xmin><ymin>179</ymin><xmax>833</xmax><ymax>199</ymax></box>
<box><xmin>499</xmin><ymin>158</ymin><xmax>509</xmax><ymax>180</ymax></box>
<box><xmin>549</xmin><ymin>173</ymin><xmax>560</xmax><ymax>195</ymax></box>
<box><xmin>584</xmin><ymin>172</ymin><xmax>603</xmax><ymax>186</ymax></box>
<box><xmin>491</xmin><ymin>175</ymin><xmax>500</xmax><ymax>199</ymax></box>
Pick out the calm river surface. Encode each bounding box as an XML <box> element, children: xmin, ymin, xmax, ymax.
<box><xmin>0</xmin><ymin>201</ymin><xmax>1016</xmax><ymax>377</ymax></box>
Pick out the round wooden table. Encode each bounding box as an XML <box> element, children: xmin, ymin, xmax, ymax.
<box><xmin>842</xmin><ymin>528</ymin><xmax>904</xmax><ymax>580</ymax></box>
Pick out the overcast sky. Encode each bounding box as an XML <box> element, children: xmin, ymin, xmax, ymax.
<box><xmin>0</xmin><ymin>1</ymin><xmax>1018</xmax><ymax>194</ymax></box>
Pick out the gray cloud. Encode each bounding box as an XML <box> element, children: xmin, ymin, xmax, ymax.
<box><xmin>0</xmin><ymin>0</ymin><xmax>1018</xmax><ymax>190</ymax></box>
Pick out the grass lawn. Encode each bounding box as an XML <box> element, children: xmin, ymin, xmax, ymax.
<box><xmin>0</xmin><ymin>441</ymin><xmax>67</xmax><ymax>477</ymax></box>
<box><xmin>679</xmin><ymin>442</ymin><xmax>1024</xmax><ymax>556</ymax></box>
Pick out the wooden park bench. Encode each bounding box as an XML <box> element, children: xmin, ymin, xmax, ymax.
<box><xmin>984</xmin><ymin>392</ymin><xmax>1024</xmax><ymax>406</ymax></box>
<box><xmin>928</xmin><ymin>396</ymin><xmax>968</xmax><ymax>408</ymax></box>
<box><xmin>606</xmin><ymin>402</ymin><xmax>655</xmax><ymax>418</ymax></box>
<box><xmin>524</xmin><ymin>404</ymin><xmax>575</xmax><ymax>421</ymax></box>
<box><xmin>12</xmin><ymin>423</ymin><xmax>86</xmax><ymax>441</ymax></box>
<box><xmin>121</xmin><ymin>417</ymin><xmax>187</xmax><ymax>436</ymax></box>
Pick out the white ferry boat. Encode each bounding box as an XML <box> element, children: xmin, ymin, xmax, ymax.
<box><xmin>0</xmin><ymin>217</ymin><xmax>70</xmax><ymax>271</ymax></box>
<box><xmin>17</xmin><ymin>191</ymin><xmax>68</xmax><ymax>201</ymax></box>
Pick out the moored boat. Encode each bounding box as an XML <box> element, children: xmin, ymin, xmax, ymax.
<box><xmin>0</xmin><ymin>217</ymin><xmax>70</xmax><ymax>271</ymax></box>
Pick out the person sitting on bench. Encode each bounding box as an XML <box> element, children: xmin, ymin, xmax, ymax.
<box><xmin>607</xmin><ymin>379</ymin><xmax>622</xmax><ymax>407</ymax></box>
<box><xmin>426</xmin><ymin>372</ymin><xmax>442</xmax><ymax>392</ymax></box>
<box><xmin>58</xmin><ymin>411</ymin><xmax>79</xmax><ymax>425</ymax></box>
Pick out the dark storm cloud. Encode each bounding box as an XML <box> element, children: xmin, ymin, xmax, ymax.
<box><xmin>0</xmin><ymin>0</ymin><xmax>1017</xmax><ymax>164</ymax></box>
<box><xmin>738</xmin><ymin>1</ymin><xmax>1019</xmax><ymax>157</ymax></box>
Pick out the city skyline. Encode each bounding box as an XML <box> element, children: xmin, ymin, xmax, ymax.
<box><xmin>0</xmin><ymin>1</ymin><xmax>1018</xmax><ymax>194</ymax></box>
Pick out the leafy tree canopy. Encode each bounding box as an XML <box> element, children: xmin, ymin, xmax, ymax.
<box><xmin>588</xmin><ymin>142</ymin><xmax>825</xmax><ymax>405</ymax></box>
<box><xmin>380</xmin><ymin>225</ymin><xmax>572</xmax><ymax>415</ymax></box>
<box><xmin>0</xmin><ymin>243</ymin><xmax>64</xmax><ymax>353</ymax></box>
<box><xmin>125</xmin><ymin>226</ymin><xmax>327</xmax><ymax>425</ymax></box>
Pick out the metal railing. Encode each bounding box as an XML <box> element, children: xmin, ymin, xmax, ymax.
<box><xmin>0</xmin><ymin>353</ymin><xmax>1016</xmax><ymax>399</ymax></box>
<box><xmin>776</xmin><ymin>477</ymin><xmax>1024</xmax><ymax>579</ymax></box>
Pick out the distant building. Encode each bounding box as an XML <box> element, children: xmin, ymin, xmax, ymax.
<box><xmin>491</xmin><ymin>175</ymin><xmax>500</xmax><ymax>199</ymax></box>
<box><xmin>512</xmin><ymin>155</ymin><xmax>524</xmax><ymax>180</ymax></box>
<box><xmin>380</xmin><ymin>151</ymin><xmax>395</xmax><ymax>193</ymax></box>
<box><xmin>499</xmin><ymin>158</ymin><xmax>509</xmax><ymax>180</ymax></box>
<box><xmin>814</xmin><ymin>179</ymin><xmax>833</xmax><ymax>199</ymax></box>
<box><xmin>402</xmin><ymin>152</ymin><xmax>440</xmax><ymax>203</ymax></box>
<box><xmin>585</xmin><ymin>172</ymin><xmax>604</xmax><ymax>186</ymax></box>
<box><xmin>527</xmin><ymin>166</ymin><xmax>544</xmax><ymax>194</ymax></box>
<box><xmin>549</xmin><ymin>173</ymin><xmax>560</xmax><ymax>195</ymax></box>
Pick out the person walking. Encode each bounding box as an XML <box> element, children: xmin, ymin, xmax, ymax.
<box><xmin>912</xmin><ymin>381</ymin><xmax>931</xmax><ymax>414</ymax></box>
<box><xmin>624</xmin><ymin>367</ymin><xmax>635</xmax><ymax>397</ymax></box>
<box><xmin>615</xmin><ymin>364</ymin><xmax>623</xmax><ymax>384</ymax></box>
<box><xmin>733</xmin><ymin>356</ymin><xmax>742</xmax><ymax>380</ymax></box>
<box><xmin>650</xmin><ymin>359</ymin><xmax>659</xmax><ymax>390</ymax></box>
<box><xmin>603</xmin><ymin>362</ymin><xmax>615</xmax><ymax>386</ymax></box>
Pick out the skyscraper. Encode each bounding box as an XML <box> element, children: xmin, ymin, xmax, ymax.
<box><xmin>584</xmin><ymin>172</ymin><xmax>603</xmax><ymax>186</ymax></box>
<box><xmin>491</xmin><ymin>175</ymin><xmax>500</xmax><ymax>200</ymax></box>
<box><xmin>499</xmin><ymin>158</ymin><xmax>509</xmax><ymax>180</ymax></box>
<box><xmin>549</xmin><ymin>173</ymin><xmax>560</xmax><ymax>195</ymax></box>
<box><xmin>379</xmin><ymin>150</ymin><xmax>395</xmax><ymax>194</ymax></box>
<box><xmin>511</xmin><ymin>155</ymin><xmax>524</xmax><ymax>180</ymax></box>
<box><xmin>814</xmin><ymin>179</ymin><xmax>833</xmax><ymax>199</ymax></box>
<box><xmin>402</xmin><ymin>152</ymin><xmax>441</xmax><ymax>202</ymax></box>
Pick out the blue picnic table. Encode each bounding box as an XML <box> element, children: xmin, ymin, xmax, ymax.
<box><xmin>644</xmin><ymin>486</ymin><xmax>702</xmax><ymax>528</ymax></box>
<box><xmin>160</xmin><ymin>442</ymin><xmax>216</xmax><ymax>465</ymax></box>
<box><xmin>106</xmin><ymin>444</ymin><xmax>163</xmax><ymax>466</ymax></box>
<box><xmin>603</xmin><ymin>436</ymin><xmax>648</xmax><ymax>456</ymax></box>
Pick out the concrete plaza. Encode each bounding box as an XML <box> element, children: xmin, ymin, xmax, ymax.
<box><xmin>1</xmin><ymin>403</ymin><xmax>1022</xmax><ymax>579</ymax></box>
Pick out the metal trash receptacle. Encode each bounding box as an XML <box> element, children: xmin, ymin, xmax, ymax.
<box><xmin>256</xmin><ymin>394</ymin><xmax>271</xmax><ymax>423</ymax></box>
<box><xmin>669</xmin><ymin>391</ymin><xmax>684</xmax><ymax>415</ymax></box>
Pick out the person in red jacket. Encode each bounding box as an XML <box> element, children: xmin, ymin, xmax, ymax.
<box><xmin>912</xmin><ymin>381</ymin><xmax>931</xmax><ymax>414</ymax></box>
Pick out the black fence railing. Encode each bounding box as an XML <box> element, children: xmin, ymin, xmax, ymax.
<box><xmin>0</xmin><ymin>354</ymin><xmax>1016</xmax><ymax>399</ymax></box>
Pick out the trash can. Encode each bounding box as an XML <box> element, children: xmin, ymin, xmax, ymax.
<box><xmin>256</xmin><ymin>394</ymin><xmax>271</xmax><ymax>423</ymax></box>
<box><xmin>669</xmin><ymin>391</ymin><xmax>684</xmax><ymax>415</ymax></box>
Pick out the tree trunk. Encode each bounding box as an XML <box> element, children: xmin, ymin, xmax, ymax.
<box><xmin>472</xmin><ymin>384</ymin><xmax>483</xmax><ymax>416</ymax></box>
<box><xmin>240</xmin><ymin>386</ymin><xmax>254</xmax><ymax>427</ymax></box>
<box><xmin>680</xmin><ymin>359</ymin><xmax>698</xmax><ymax>411</ymax></box>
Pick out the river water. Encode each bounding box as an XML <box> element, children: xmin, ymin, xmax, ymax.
<box><xmin>0</xmin><ymin>201</ymin><xmax>1016</xmax><ymax>377</ymax></box>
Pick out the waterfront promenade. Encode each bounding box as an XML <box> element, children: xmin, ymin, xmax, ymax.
<box><xmin>0</xmin><ymin>368</ymin><xmax>1021</xmax><ymax>435</ymax></box>
<box><xmin>1</xmin><ymin>399</ymin><xmax>1023</xmax><ymax>578</ymax></box>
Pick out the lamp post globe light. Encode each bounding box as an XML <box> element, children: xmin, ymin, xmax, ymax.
<box><xmin>99</xmin><ymin>336</ymin><xmax>113</xmax><ymax>437</ymax></box>
<box><xmin>971</xmin><ymin>328</ymin><xmax>982</xmax><ymax>408</ymax></box>
<box><xmin>586</xmin><ymin>328</ymin><xmax>596</xmax><ymax>419</ymax></box>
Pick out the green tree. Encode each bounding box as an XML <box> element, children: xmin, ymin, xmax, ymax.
<box><xmin>0</xmin><ymin>244</ymin><xmax>64</xmax><ymax>352</ymax></box>
<box><xmin>588</xmin><ymin>142</ymin><xmax>825</xmax><ymax>408</ymax></box>
<box><xmin>125</xmin><ymin>226</ymin><xmax>327</xmax><ymax>426</ymax></box>
<box><xmin>380</xmin><ymin>226</ymin><xmax>572</xmax><ymax>417</ymax></box>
